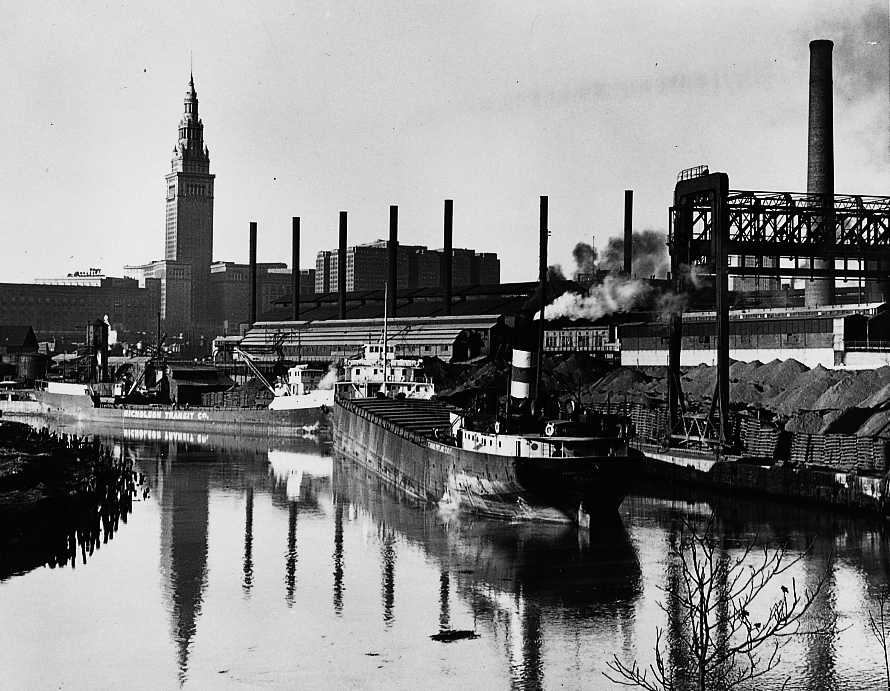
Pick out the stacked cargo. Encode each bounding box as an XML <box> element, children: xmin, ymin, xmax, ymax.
<box><xmin>201</xmin><ymin>388</ymin><xmax>273</xmax><ymax>408</ymax></box>
<box><xmin>736</xmin><ymin>416</ymin><xmax>780</xmax><ymax>460</ymax></box>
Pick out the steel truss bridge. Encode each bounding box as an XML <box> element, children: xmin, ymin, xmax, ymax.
<box><xmin>667</xmin><ymin>170</ymin><xmax>890</xmax><ymax>451</ymax></box>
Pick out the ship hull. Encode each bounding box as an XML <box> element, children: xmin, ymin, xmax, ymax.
<box><xmin>333</xmin><ymin>396</ymin><xmax>639</xmax><ymax>525</ymax></box>
<box><xmin>0</xmin><ymin>390</ymin><xmax>330</xmax><ymax>437</ymax></box>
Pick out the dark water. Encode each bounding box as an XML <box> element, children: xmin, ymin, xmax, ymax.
<box><xmin>1</xmin><ymin>420</ymin><xmax>889</xmax><ymax>690</ymax></box>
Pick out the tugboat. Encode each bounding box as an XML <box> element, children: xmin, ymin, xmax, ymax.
<box><xmin>333</xmin><ymin>197</ymin><xmax>640</xmax><ymax>525</ymax></box>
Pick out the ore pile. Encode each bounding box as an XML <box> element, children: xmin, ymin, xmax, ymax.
<box><xmin>582</xmin><ymin>358</ymin><xmax>890</xmax><ymax>472</ymax></box>
<box><xmin>437</xmin><ymin>354</ymin><xmax>890</xmax><ymax>473</ymax></box>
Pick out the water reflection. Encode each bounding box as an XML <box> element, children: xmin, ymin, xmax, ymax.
<box><xmin>146</xmin><ymin>432</ymin><xmax>331</xmax><ymax>683</ymax></box>
<box><xmin>628</xmin><ymin>483</ymin><xmax>890</xmax><ymax>690</ymax></box>
<box><xmin>157</xmin><ymin>443</ymin><xmax>210</xmax><ymax>685</ymax></box>
<box><xmin>332</xmin><ymin>452</ymin><xmax>643</xmax><ymax>690</ymax></box>
<box><xmin>0</xmin><ymin>426</ymin><xmax>142</xmax><ymax>581</ymax></box>
<box><xmin>55</xmin><ymin>422</ymin><xmax>331</xmax><ymax>685</ymax></box>
<box><xmin>8</xmin><ymin>418</ymin><xmax>890</xmax><ymax>689</ymax></box>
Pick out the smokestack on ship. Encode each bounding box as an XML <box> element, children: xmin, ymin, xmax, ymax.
<box><xmin>509</xmin><ymin>310</ymin><xmax>539</xmax><ymax>407</ymax></box>
<box><xmin>805</xmin><ymin>39</ymin><xmax>835</xmax><ymax>307</ymax></box>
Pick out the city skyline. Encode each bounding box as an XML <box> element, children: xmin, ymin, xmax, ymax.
<box><xmin>2</xmin><ymin>1</ymin><xmax>888</xmax><ymax>286</ymax></box>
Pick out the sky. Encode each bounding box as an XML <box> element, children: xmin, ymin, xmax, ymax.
<box><xmin>1</xmin><ymin>1</ymin><xmax>889</xmax><ymax>285</ymax></box>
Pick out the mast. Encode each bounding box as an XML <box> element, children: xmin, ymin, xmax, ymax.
<box><xmin>536</xmin><ymin>196</ymin><xmax>548</xmax><ymax>406</ymax></box>
<box><xmin>383</xmin><ymin>283</ymin><xmax>389</xmax><ymax>394</ymax></box>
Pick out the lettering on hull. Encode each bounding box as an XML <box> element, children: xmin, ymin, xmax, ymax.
<box><xmin>123</xmin><ymin>409</ymin><xmax>210</xmax><ymax>421</ymax></box>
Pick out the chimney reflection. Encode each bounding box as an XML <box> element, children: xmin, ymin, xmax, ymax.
<box><xmin>243</xmin><ymin>487</ymin><xmax>254</xmax><ymax>596</ymax></box>
<box><xmin>381</xmin><ymin>530</ymin><xmax>396</xmax><ymax>626</ymax></box>
<box><xmin>286</xmin><ymin>501</ymin><xmax>298</xmax><ymax>607</ymax></box>
<box><xmin>517</xmin><ymin>594</ymin><xmax>544</xmax><ymax>691</ymax></box>
<box><xmin>333</xmin><ymin>498</ymin><xmax>344</xmax><ymax>616</ymax></box>
<box><xmin>439</xmin><ymin>569</ymin><xmax>451</xmax><ymax>631</ymax></box>
<box><xmin>803</xmin><ymin>540</ymin><xmax>837</xmax><ymax>689</ymax></box>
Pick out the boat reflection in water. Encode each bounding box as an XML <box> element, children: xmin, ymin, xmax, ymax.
<box><xmin>332</xmin><ymin>452</ymin><xmax>643</xmax><ymax>689</ymax></box>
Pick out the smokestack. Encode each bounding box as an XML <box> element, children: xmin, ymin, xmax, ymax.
<box><xmin>339</xmin><ymin>212</ymin><xmax>347</xmax><ymax>320</ymax></box>
<box><xmin>624</xmin><ymin>190</ymin><xmax>633</xmax><ymax>275</ymax></box>
<box><xmin>388</xmin><ymin>205</ymin><xmax>398</xmax><ymax>318</ymax></box>
<box><xmin>509</xmin><ymin>311</ymin><xmax>539</xmax><ymax>404</ymax></box>
<box><xmin>443</xmin><ymin>200</ymin><xmax>453</xmax><ymax>316</ymax></box>
<box><xmin>292</xmin><ymin>217</ymin><xmax>300</xmax><ymax>321</ymax></box>
<box><xmin>249</xmin><ymin>222</ymin><xmax>257</xmax><ymax>325</ymax></box>
<box><xmin>805</xmin><ymin>39</ymin><xmax>835</xmax><ymax>307</ymax></box>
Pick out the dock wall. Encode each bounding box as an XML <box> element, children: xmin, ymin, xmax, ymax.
<box><xmin>642</xmin><ymin>449</ymin><xmax>889</xmax><ymax>514</ymax></box>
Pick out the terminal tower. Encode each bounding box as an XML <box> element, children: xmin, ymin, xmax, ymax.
<box><xmin>166</xmin><ymin>74</ymin><xmax>214</xmax><ymax>326</ymax></box>
<box><xmin>125</xmin><ymin>74</ymin><xmax>215</xmax><ymax>336</ymax></box>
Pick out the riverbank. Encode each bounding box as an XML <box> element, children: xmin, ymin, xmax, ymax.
<box><xmin>0</xmin><ymin>421</ymin><xmax>143</xmax><ymax>579</ymax></box>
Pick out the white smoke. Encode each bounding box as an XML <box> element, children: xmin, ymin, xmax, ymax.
<box><xmin>318</xmin><ymin>363</ymin><xmax>338</xmax><ymax>390</ymax></box>
<box><xmin>655</xmin><ymin>291</ymin><xmax>688</xmax><ymax>319</ymax></box>
<box><xmin>537</xmin><ymin>275</ymin><xmax>653</xmax><ymax>321</ymax></box>
<box><xmin>683</xmin><ymin>264</ymin><xmax>709</xmax><ymax>291</ymax></box>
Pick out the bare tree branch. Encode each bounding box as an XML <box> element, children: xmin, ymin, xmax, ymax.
<box><xmin>605</xmin><ymin>514</ymin><xmax>833</xmax><ymax>691</ymax></box>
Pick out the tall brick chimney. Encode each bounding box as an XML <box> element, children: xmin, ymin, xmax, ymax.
<box><xmin>804</xmin><ymin>39</ymin><xmax>835</xmax><ymax>307</ymax></box>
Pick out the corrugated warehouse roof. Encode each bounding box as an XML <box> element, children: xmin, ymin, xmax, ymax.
<box><xmin>239</xmin><ymin>315</ymin><xmax>503</xmax><ymax>358</ymax></box>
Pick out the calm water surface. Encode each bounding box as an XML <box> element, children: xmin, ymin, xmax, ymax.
<box><xmin>1</xmin><ymin>419</ymin><xmax>889</xmax><ymax>690</ymax></box>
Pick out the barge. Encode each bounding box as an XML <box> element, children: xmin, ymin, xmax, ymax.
<box><xmin>334</xmin><ymin>396</ymin><xmax>640</xmax><ymax>525</ymax></box>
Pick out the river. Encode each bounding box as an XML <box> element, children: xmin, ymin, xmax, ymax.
<box><xmin>1</xmin><ymin>419</ymin><xmax>889</xmax><ymax>690</ymax></box>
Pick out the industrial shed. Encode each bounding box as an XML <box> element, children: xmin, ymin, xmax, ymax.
<box><xmin>226</xmin><ymin>315</ymin><xmax>510</xmax><ymax>364</ymax></box>
<box><xmin>160</xmin><ymin>362</ymin><xmax>236</xmax><ymax>406</ymax></box>
<box><xmin>618</xmin><ymin>303</ymin><xmax>890</xmax><ymax>369</ymax></box>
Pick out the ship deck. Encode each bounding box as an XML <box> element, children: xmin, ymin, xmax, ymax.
<box><xmin>336</xmin><ymin>397</ymin><xmax>454</xmax><ymax>439</ymax></box>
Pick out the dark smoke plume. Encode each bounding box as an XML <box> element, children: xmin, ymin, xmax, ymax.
<box><xmin>812</xmin><ymin>2</ymin><xmax>888</xmax><ymax>102</ymax></box>
<box><xmin>548</xmin><ymin>264</ymin><xmax>566</xmax><ymax>281</ymax></box>
<box><xmin>572</xmin><ymin>242</ymin><xmax>598</xmax><ymax>276</ymax></box>
<box><xmin>598</xmin><ymin>229</ymin><xmax>669</xmax><ymax>279</ymax></box>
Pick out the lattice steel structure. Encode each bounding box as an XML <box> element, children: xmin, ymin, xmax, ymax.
<box><xmin>667</xmin><ymin>170</ymin><xmax>890</xmax><ymax>451</ymax></box>
<box><xmin>674</xmin><ymin>189</ymin><xmax>890</xmax><ymax>279</ymax></box>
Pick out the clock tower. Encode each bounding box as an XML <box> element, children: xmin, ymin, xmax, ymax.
<box><xmin>165</xmin><ymin>73</ymin><xmax>214</xmax><ymax>327</ymax></box>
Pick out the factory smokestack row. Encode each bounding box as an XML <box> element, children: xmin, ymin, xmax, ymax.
<box><xmin>509</xmin><ymin>310</ymin><xmax>539</xmax><ymax>402</ymax></box>
<box><xmin>805</xmin><ymin>39</ymin><xmax>835</xmax><ymax>308</ymax></box>
<box><xmin>443</xmin><ymin>200</ymin><xmax>453</xmax><ymax>316</ymax></box>
<box><xmin>338</xmin><ymin>212</ymin><xmax>347</xmax><ymax>319</ymax></box>
<box><xmin>388</xmin><ymin>206</ymin><xmax>398</xmax><ymax>317</ymax></box>
<box><xmin>292</xmin><ymin>217</ymin><xmax>300</xmax><ymax>321</ymax></box>
<box><xmin>249</xmin><ymin>222</ymin><xmax>257</xmax><ymax>324</ymax></box>
<box><xmin>624</xmin><ymin>190</ymin><xmax>633</xmax><ymax>275</ymax></box>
